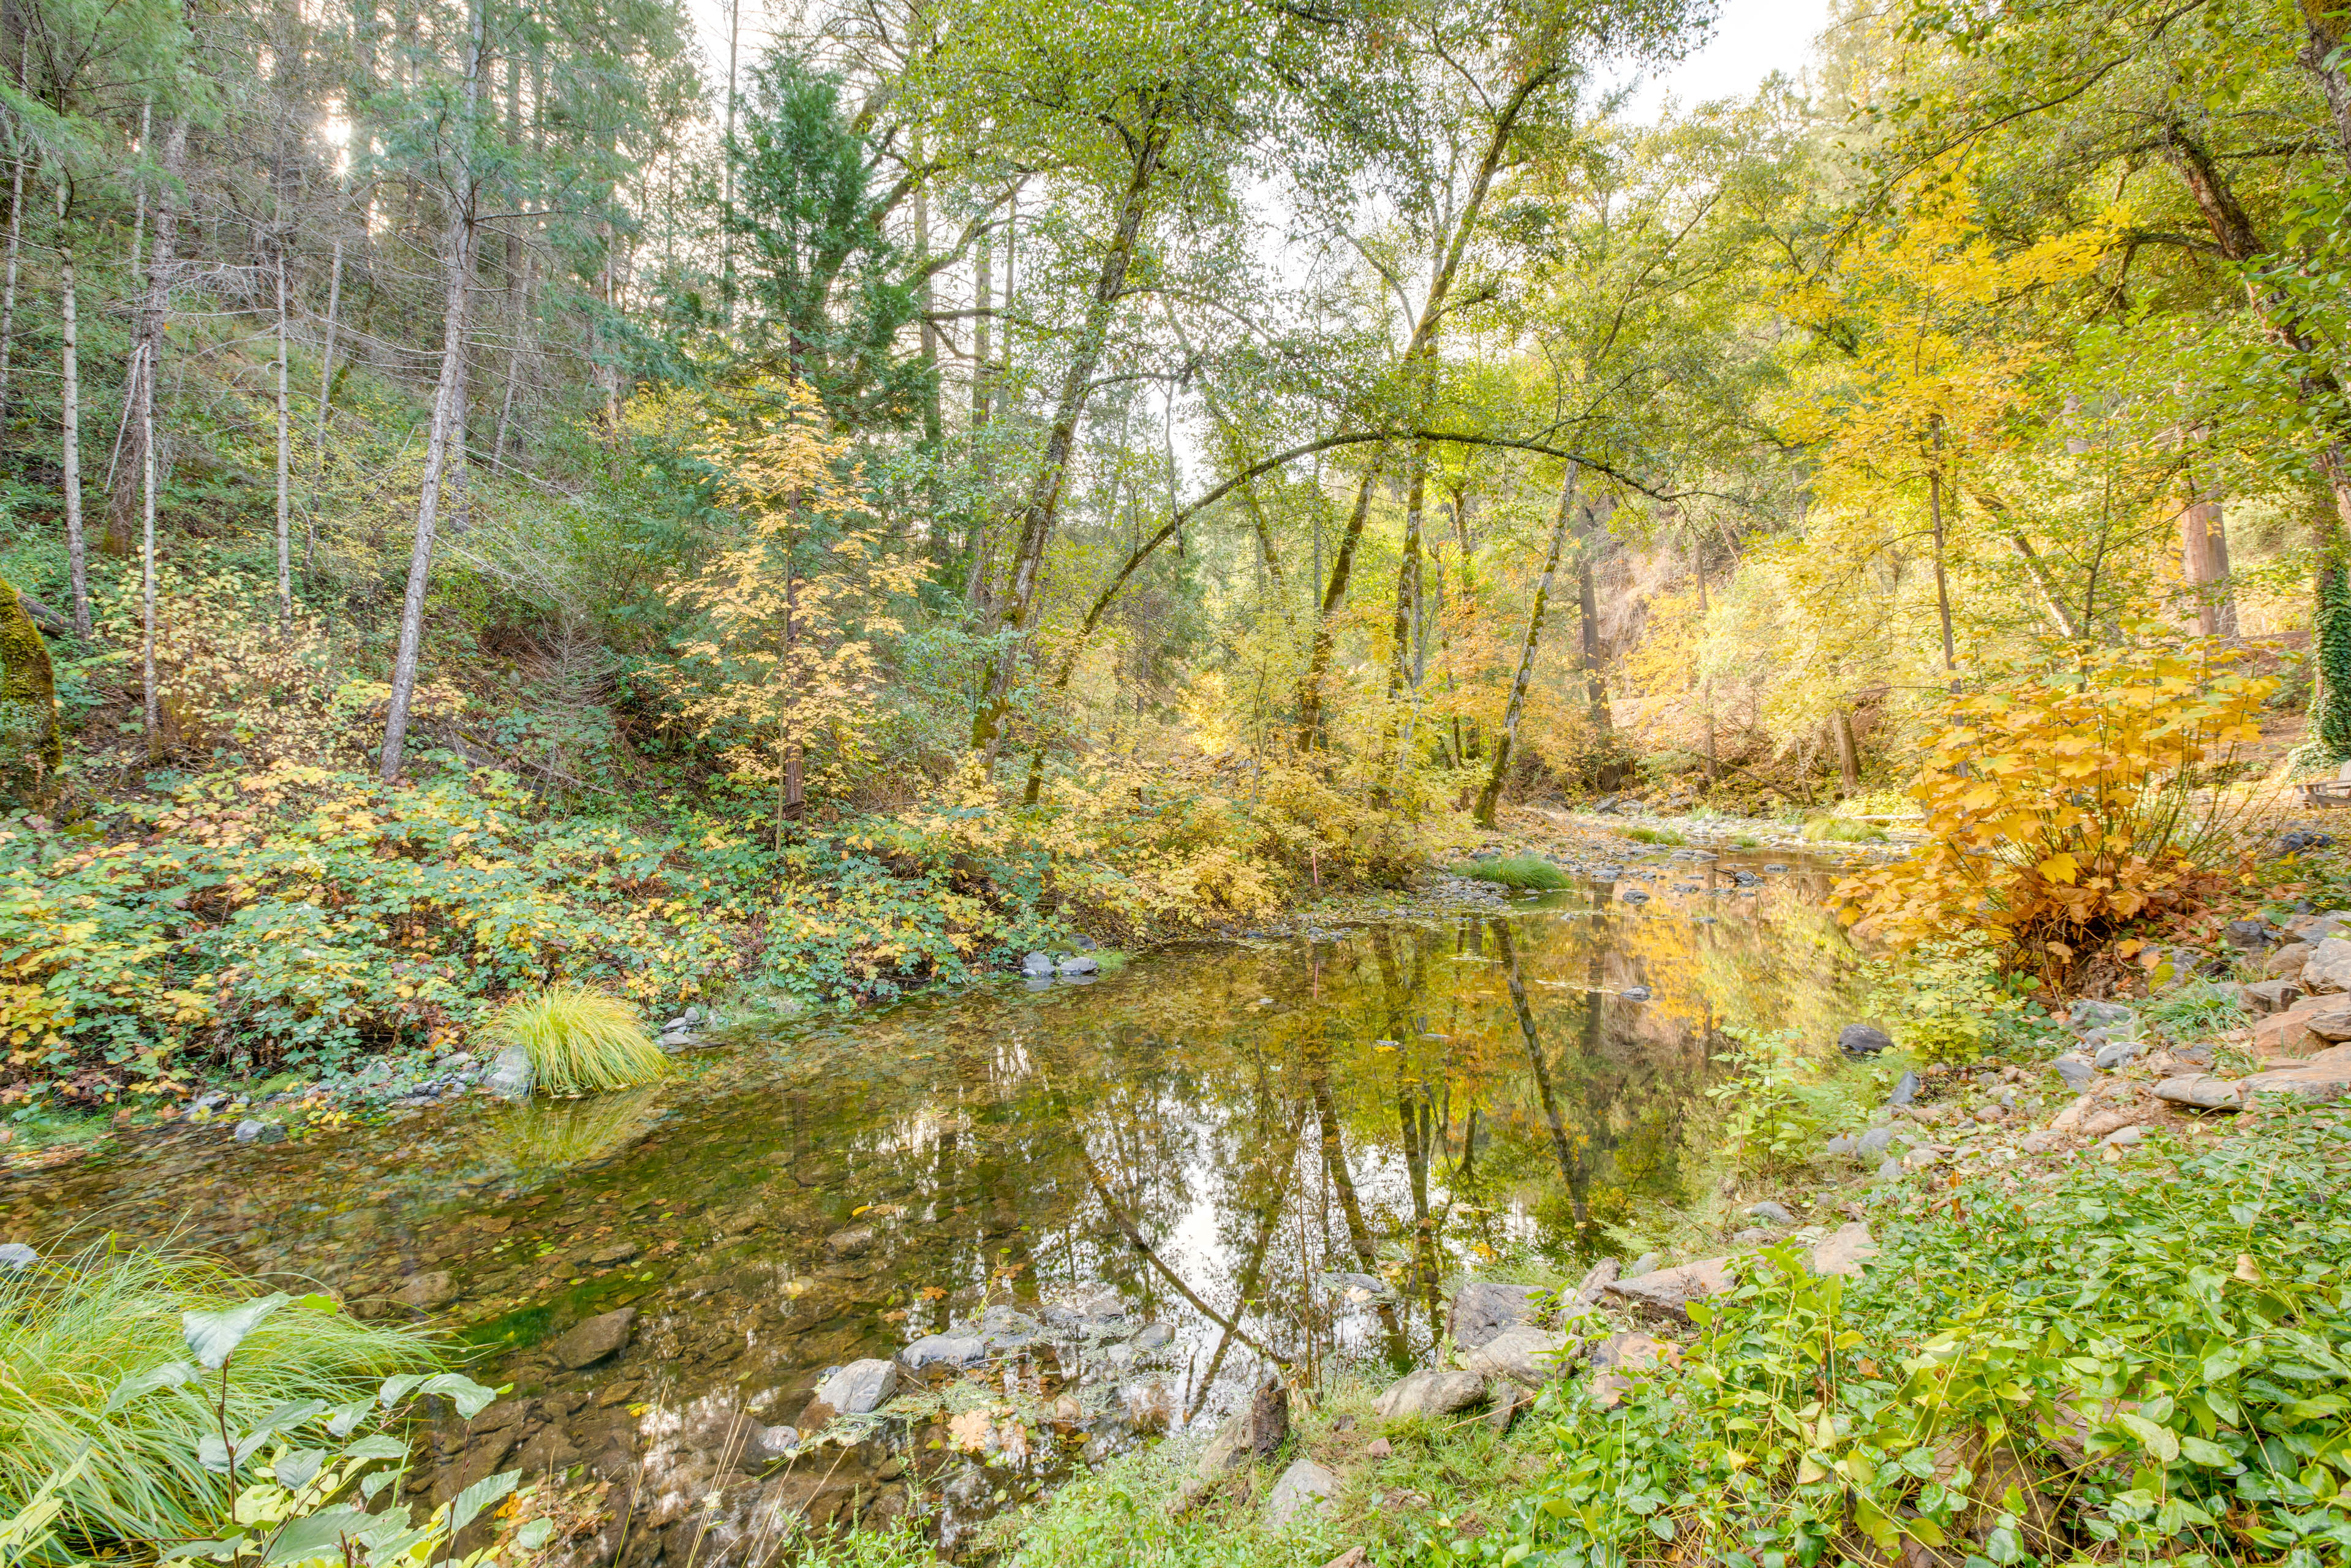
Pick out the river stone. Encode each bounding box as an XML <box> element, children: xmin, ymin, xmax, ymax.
<box><xmin>1319</xmin><ymin>1271</ymin><xmax>1395</xmax><ymax>1309</ymax></box>
<box><xmin>2301</xmin><ymin>938</ymin><xmax>2351</xmax><ymax>993</ymax></box>
<box><xmin>2094</xmin><ymin>1038</ymin><xmax>2142</xmax><ymax>1071</ymax></box>
<box><xmin>1621</xmin><ymin>985</ymin><xmax>1652</xmax><ymax>1002</ymax></box>
<box><xmin>394</xmin><ymin>1270</ymin><xmax>458</xmax><ymax>1310</ymax></box>
<box><xmin>1601</xmin><ymin>1257</ymin><xmax>1735</xmax><ymax>1324</ymax></box>
<box><xmin>816</xmin><ymin>1359</ymin><xmax>900</xmax><ymax>1415</ymax></box>
<box><xmin>2266</xmin><ymin>942</ymin><xmax>2313</xmax><ymax>980</ymax></box>
<box><xmin>1135</xmin><ymin>1322</ymin><xmax>1174</xmax><ymax>1351</ymax></box>
<box><xmin>551</xmin><ymin>1308</ymin><xmax>636</xmax><ymax>1370</ymax></box>
<box><xmin>1746</xmin><ymin>1200</ymin><xmax>1794</xmax><ymax>1226</ymax></box>
<box><xmin>1823</xmin><ymin>1132</ymin><xmax>1859</xmax><ymax>1160</ymax></box>
<box><xmin>1855</xmin><ymin>1125</ymin><xmax>1901</xmax><ymax>1161</ymax></box>
<box><xmin>2240</xmin><ymin>1043</ymin><xmax>2351</xmax><ymax>1102</ymax></box>
<box><xmin>484</xmin><ymin>1043</ymin><xmax>534</xmax><ymax>1098</ymax></box>
<box><xmin>1047</xmin><ymin>1282</ymin><xmax>1126</xmax><ymax>1325</ymax></box>
<box><xmin>823</xmin><ymin>1224</ymin><xmax>876</xmax><ymax>1259</ymax></box>
<box><xmin>1021</xmin><ymin>952</ymin><xmax>1055</xmax><ymax>978</ymax></box>
<box><xmin>2069</xmin><ymin>999</ymin><xmax>2136</xmax><ymax>1030</ymax></box>
<box><xmin>746</xmin><ymin>1424</ymin><xmax>800</xmax><ymax>1463</ymax></box>
<box><xmin>2243</xmin><ymin>978</ymin><xmax>2304</xmax><ymax>1015</ymax></box>
<box><xmin>1462</xmin><ymin>1324</ymin><xmax>1576</xmax><ymax>1386</ymax></box>
<box><xmin>1588</xmin><ymin>1331</ymin><xmax>1670</xmax><ymax>1409</ymax></box>
<box><xmin>1198</xmin><ymin>1376</ymin><xmax>1288</xmax><ymax>1478</ymax></box>
<box><xmin>233</xmin><ymin>1119</ymin><xmax>284</xmax><ymax>1144</ymax></box>
<box><xmin>900</xmin><ymin>1334</ymin><xmax>986</xmax><ymax>1371</ymax></box>
<box><xmin>1374</xmin><ymin>1370</ymin><xmax>1487</xmax><ymax>1421</ymax></box>
<box><xmin>1838</xmin><ymin>1024</ymin><xmax>1893</xmax><ymax>1057</ymax></box>
<box><xmin>586</xmin><ymin>1240</ymin><xmax>638</xmax><ymax>1265</ymax></box>
<box><xmin>979</xmin><ymin>1305</ymin><xmax>1043</xmax><ymax>1349</ymax></box>
<box><xmin>1447</xmin><ymin>1281</ymin><xmax>1542</xmax><ymax>1349</ymax></box>
<box><xmin>1809</xmin><ymin>1223</ymin><xmax>1878</xmax><ymax>1276</ymax></box>
<box><xmin>2225</xmin><ymin>918</ymin><xmax>2275</xmax><ymax>951</ymax></box>
<box><xmin>2102</xmin><ymin>1125</ymin><xmax>2146</xmax><ymax>1148</ymax></box>
<box><xmin>2052</xmin><ymin>1054</ymin><xmax>2096</xmax><ymax>1090</ymax></box>
<box><xmin>1266</xmin><ymin>1459</ymin><xmax>1337</xmax><ymax>1526</ymax></box>
<box><xmin>1621</xmin><ymin>888</ymin><xmax>1650</xmax><ymax>903</ymax></box>
<box><xmin>1058</xmin><ymin>954</ymin><xmax>1099</xmax><ymax>976</ymax></box>
<box><xmin>2154</xmin><ymin>1074</ymin><xmax>2244</xmax><ymax>1111</ymax></box>
<box><xmin>0</xmin><ymin>1243</ymin><xmax>35</xmax><ymax>1269</ymax></box>
<box><xmin>1887</xmin><ymin>1071</ymin><xmax>1919</xmax><ymax>1107</ymax></box>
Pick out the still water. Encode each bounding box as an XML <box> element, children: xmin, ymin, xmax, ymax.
<box><xmin>9</xmin><ymin>851</ymin><xmax>1871</xmax><ymax>1556</ymax></box>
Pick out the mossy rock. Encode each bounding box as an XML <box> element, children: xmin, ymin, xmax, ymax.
<box><xmin>0</xmin><ymin>576</ymin><xmax>60</xmax><ymax>809</ymax></box>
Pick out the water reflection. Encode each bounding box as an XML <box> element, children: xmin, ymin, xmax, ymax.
<box><xmin>8</xmin><ymin>853</ymin><xmax>1870</xmax><ymax>1550</ymax></box>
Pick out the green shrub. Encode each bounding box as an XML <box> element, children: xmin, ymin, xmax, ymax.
<box><xmin>0</xmin><ymin>1245</ymin><xmax>434</xmax><ymax>1552</ymax></box>
<box><xmin>1424</xmin><ymin>1107</ymin><xmax>2351</xmax><ymax>1568</ymax></box>
<box><xmin>485</xmin><ymin>986</ymin><xmax>666</xmax><ymax>1093</ymax></box>
<box><xmin>1703</xmin><ymin>1028</ymin><xmax>1857</xmax><ymax>1175</ymax></box>
<box><xmin>1623</xmin><ymin>827</ymin><xmax>1686</xmax><ymax>846</ymax></box>
<box><xmin>1884</xmin><ymin>940</ymin><xmax>2042</xmax><ymax>1066</ymax></box>
<box><xmin>1451</xmin><ymin>855</ymin><xmax>1571</xmax><ymax>891</ymax></box>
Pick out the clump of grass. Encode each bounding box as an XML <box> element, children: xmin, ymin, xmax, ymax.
<box><xmin>1800</xmin><ymin>816</ymin><xmax>1886</xmax><ymax>844</ymax></box>
<box><xmin>486</xmin><ymin>984</ymin><xmax>667</xmax><ymax>1093</ymax></box>
<box><xmin>1623</xmin><ymin>826</ymin><xmax>1686</xmax><ymax>846</ymax></box>
<box><xmin>0</xmin><ymin>1243</ymin><xmax>436</xmax><ymax>1551</ymax></box>
<box><xmin>1730</xmin><ymin>832</ymin><xmax>1761</xmax><ymax>850</ymax></box>
<box><xmin>1452</xmin><ymin>855</ymin><xmax>1571</xmax><ymax>890</ymax></box>
<box><xmin>2142</xmin><ymin>976</ymin><xmax>2249</xmax><ymax>1041</ymax></box>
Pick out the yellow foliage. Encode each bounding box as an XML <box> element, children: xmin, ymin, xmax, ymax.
<box><xmin>1833</xmin><ymin>636</ymin><xmax>2271</xmax><ymax>978</ymax></box>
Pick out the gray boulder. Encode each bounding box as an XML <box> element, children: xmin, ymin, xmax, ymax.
<box><xmin>2154</xmin><ymin>1074</ymin><xmax>2244</xmax><ymax>1111</ymax></box>
<box><xmin>484</xmin><ymin>1043</ymin><xmax>534</xmax><ymax>1098</ymax></box>
<box><xmin>0</xmin><ymin>1243</ymin><xmax>35</xmax><ymax>1269</ymax></box>
<box><xmin>1838</xmin><ymin>1024</ymin><xmax>1893</xmax><ymax>1057</ymax></box>
<box><xmin>233</xmin><ymin>1119</ymin><xmax>284</xmax><ymax>1144</ymax></box>
<box><xmin>550</xmin><ymin>1308</ymin><xmax>636</xmax><ymax>1370</ymax></box>
<box><xmin>1266</xmin><ymin>1459</ymin><xmax>1337</xmax><ymax>1526</ymax></box>
<box><xmin>1601</xmin><ymin>1257</ymin><xmax>1735</xmax><ymax>1324</ymax></box>
<box><xmin>1447</xmin><ymin>1281</ymin><xmax>1543</xmax><ymax>1349</ymax></box>
<box><xmin>2094</xmin><ymin>1038</ymin><xmax>2143</xmax><ymax>1071</ymax></box>
<box><xmin>1462</xmin><ymin>1325</ymin><xmax>1577</xmax><ymax>1386</ymax></box>
<box><xmin>1058</xmin><ymin>954</ymin><xmax>1100</xmax><ymax>976</ymax></box>
<box><xmin>816</xmin><ymin>1359</ymin><xmax>900</xmax><ymax>1415</ymax></box>
<box><xmin>1021</xmin><ymin>952</ymin><xmax>1055</xmax><ymax>978</ymax></box>
<box><xmin>1374</xmin><ymin>1370</ymin><xmax>1488</xmax><ymax>1421</ymax></box>
<box><xmin>1855</xmin><ymin>1125</ymin><xmax>1902</xmax><ymax>1162</ymax></box>
<box><xmin>1746</xmin><ymin>1200</ymin><xmax>1794</xmax><ymax>1226</ymax></box>
<box><xmin>900</xmin><ymin>1333</ymin><xmax>987</xmax><ymax>1371</ymax></box>
<box><xmin>2069</xmin><ymin>999</ymin><xmax>2136</xmax><ymax>1030</ymax></box>
<box><xmin>2052</xmin><ymin>1054</ymin><xmax>2096</xmax><ymax>1090</ymax></box>
<box><xmin>1888</xmin><ymin>1071</ymin><xmax>1919</xmax><ymax>1108</ymax></box>
<box><xmin>1318</xmin><ymin>1271</ymin><xmax>1395</xmax><ymax>1309</ymax></box>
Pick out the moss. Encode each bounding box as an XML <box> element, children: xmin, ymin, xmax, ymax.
<box><xmin>0</xmin><ymin>577</ymin><xmax>59</xmax><ymax>809</ymax></box>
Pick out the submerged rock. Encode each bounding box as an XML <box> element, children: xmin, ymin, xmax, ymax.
<box><xmin>900</xmin><ymin>1333</ymin><xmax>986</xmax><ymax>1371</ymax></box>
<box><xmin>551</xmin><ymin>1308</ymin><xmax>636</xmax><ymax>1370</ymax></box>
<box><xmin>393</xmin><ymin>1270</ymin><xmax>457</xmax><ymax>1310</ymax></box>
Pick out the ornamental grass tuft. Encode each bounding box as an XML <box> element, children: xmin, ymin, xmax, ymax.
<box><xmin>486</xmin><ymin>984</ymin><xmax>668</xmax><ymax>1094</ymax></box>
<box><xmin>0</xmin><ymin>1243</ymin><xmax>435</xmax><ymax>1553</ymax></box>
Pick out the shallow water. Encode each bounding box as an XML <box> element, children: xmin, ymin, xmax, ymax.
<box><xmin>9</xmin><ymin>849</ymin><xmax>1871</xmax><ymax>1558</ymax></box>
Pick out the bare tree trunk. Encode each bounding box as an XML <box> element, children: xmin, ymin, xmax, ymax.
<box><xmin>57</xmin><ymin>183</ymin><xmax>89</xmax><ymax>638</ymax></box>
<box><xmin>493</xmin><ymin>255</ymin><xmax>528</xmax><ymax>460</ymax></box>
<box><xmin>111</xmin><ymin>116</ymin><xmax>186</xmax><ymax>558</ymax></box>
<box><xmin>2182</xmin><ymin>486</ymin><xmax>2236</xmax><ymax>636</ymax></box>
<box><xmin>0</xmin><ymin>45</ymin><xmax>31</xmax><ymax>438</ymax></box>
<box><xmin>970</xmin><ymin>110</ymin><xmax>1171</xmax><ymax>754</ymax></box>
<box><xmin>1928</xmin><ymin>418</ymin><xmax>1959</xmax><ymax>692</ymax></box>
<box><xmin>1474</xmin><ymin>463</ymin><xmax>1579</xmax><ymax>827</ymax></box>
<box><xmin>1577</xmin><ymin>497</ymin><xmax>1615</xmax><ymax>745</ymax></box>
<box><xmin>141</xmin><ymin>303</ymin><xmax>160</xmax><ymax>751</ymax></box>
<box><xmin>310</xmin><ymin>209</ymin><xmax>344</xmax><ymax>576</ymax></box>
<box><xmin>274</xmin><ymin>238</ymin><xmax>292</xmax><ymax>629</ymax></box>
<box><xmin>1834</xmin><ymin>706</ymin><xmax>1860</xmax><ymax>794</ymax></box>
<box><xmin>1294</xmin><ymin>454</ymin><xmax>1387</xmax><ymax>750</ymax></box>
<box><xmin>381</xmin><ymin>0</ymin><xmax>481</xmax><ymax>782</ymax></box>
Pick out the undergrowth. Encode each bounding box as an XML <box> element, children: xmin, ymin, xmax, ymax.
<box><xmin>485</xmin><ymin>986</ymin><xmax>666</xmax><ymax>1093</ymax></box>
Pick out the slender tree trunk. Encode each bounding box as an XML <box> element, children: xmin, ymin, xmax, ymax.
<box><xmin>970</xmin><ymin>110</ymin><xmax>1172</xmax><ymax>755</ymax></box>
<box><xmin>2181</xmin><ymin>486</ymin><xmax>2236</xmax><ymax>637</ymax></box>
<box><xmin>57</xmin><ymin>183</ymin><xmax>89</xmax><ymax>639</ymax></box>
<box><xmin>0</xmin><ymin>46</ymin><xmax>31</xmax><ymax>438</ymax></box>
<box><xmin>1928</xmin><ymin>420</ymin><xmax>1958</xmax><ymax>693</ymax></box>
<box><xmin>382</xmin><ymin>0</ymin><xmax>481</xmax><ymax>782</ymax></box>
<box><xmin>311</xmin><ymin>213</ymin><xmax>344</xmax><ymax>575</ymax></box>
<box><xmin>111</xmin><ymin>116</ymin><xmax>186</xmax><ymax>557</ymax></box>
<box><xmin>1295</xmin><ymin>454</ymin><xmax>1387</xmax><ymax>750</ymax></box>
<box><xmin>1834</xmin><ymin>706</ymin><xmax>1861</xmax><ymax>793</ymax></box>
<box><xmin>1577</xmin><ymin>497</ymin><xmax>1615</xmax><ymax>746</ymax></box>
<box><xmin>274</xmin><ymin>239</ymin><xmax>292</xmax><ymax>629</ymax></box>
<box><xmin>127</xmin><ymin>99</ymin><xmax>149</xmax><ymax>301</ymax></box>
<box><xmin>1380</xmin><ymin>440</ymin><xmax>1430</xmax><ymax>783</ymax></box>
<box><xmin>1474</xmin><ymin>462</ymin><xmax>1577</xmax><ymax>827</ymax></box>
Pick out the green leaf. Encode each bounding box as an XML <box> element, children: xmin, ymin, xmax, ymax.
<box><xmin>2117</xmin><ymin>1412</ymin><xmax>2180</xmax><ymax>1463</ymax></box>
<box><xmin>106</xmin><ymin>1361</ymin><xmax>197</xmax><ymax>1412</ymax></box>
<box><xmin>183</xmin><ymin>1294</ymin><xmax>292</xmax><ymax>1370</ymax></box>
<box><xmin>274</xmin><ymin>1450</ymin><xmax>326</xmax><ymax>1493</ymax></box>
<box><xmin>447</xmin><ymin>1470</ymin><xmax>520</xmax><ymax>1536</ymax></box>
<box><xmin>2179</xmin><ymin>1435</ymin><xmax>2237</xmax><ymax>1469</ymax></box>
<box><xmin>259</xmin><ymin>1507</ymin><xmax>371</xmax><ymax>1566</ymax></box>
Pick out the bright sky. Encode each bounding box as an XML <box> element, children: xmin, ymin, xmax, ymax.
<box><xmin>1617</xmin><ymin>0</ymin><xmax>1836</xmax><ymax>118</ymax></box>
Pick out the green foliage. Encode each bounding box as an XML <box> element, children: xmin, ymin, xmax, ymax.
<box><xmin>1801</xmin><ymin>816</ymin><xmax>1887</xmax><ymax>844</ymax></box>
<box><xmin>1703</xmin><ymin>1028</ymin><xmax>1857</xmax><ymax>1175</ymax></box>
<box><xmin>484</xmin><ymin>986</ymin><xmax>666</xmax><ymax>1094</ymax></box>
<box><xmin>1882</xmin><ymin>940</ymin><xmax>2041</xmax><ymax>1067</ymax></box>
<box><xmin>1452</xmin><ymin>855</ymin><xmax>1571</xmax><ymax>890</ymax></box>
<box><xmin>0</xmin><ymin>1245</ymin><xmax>434</xmax><ymax>1554</ymax></box>
<box><xmin>1623</xmin><ymin>827</ymin><xmax>1686</xmax><ymax>846</ymax></box>
<box><xmin>1421</xmin><ymin>1108</ymin><xmax>2351</xmax><ymax>1568</ymax></box>
<box><xmin>2143</xmin><ymin>977</ymin><xmax>2252</xmax><ymax>1043</ymax></box>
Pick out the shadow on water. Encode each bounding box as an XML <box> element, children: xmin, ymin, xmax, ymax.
<box><xmin>8</xmin><ymin>851</ymin><xmax>1871</xmax><ymax>1558</ymax></box>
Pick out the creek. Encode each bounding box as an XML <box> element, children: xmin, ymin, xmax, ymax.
<box><xmin>10</xmin><ymin>848</ymin><xmax>1874</xmax><ymax>1559</ymax></box>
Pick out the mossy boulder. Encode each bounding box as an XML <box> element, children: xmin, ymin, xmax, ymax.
<box><xmin>0</xmin><ymin>577</ymin><xmax>59</xmax><ymax>808</ymax></box>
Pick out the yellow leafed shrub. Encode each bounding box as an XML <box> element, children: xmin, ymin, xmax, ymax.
<box><xmin>1833</xmin><ymin>639</ymin><xmax>2271</xmax><ymax>979</ymax></box>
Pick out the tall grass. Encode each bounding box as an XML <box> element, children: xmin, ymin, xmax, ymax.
<box><xmin>1623</xmin><ymin>826</ymin><xmax>1686</xmax><ymax>846</ymax></box>
<box><xmin>486</xmin><ymin>985</ymin><xmax>668</xmax><ymax>1093</ymax></box>
<box><xmin>1451</xmin><ymin>855</ymin><xmax>1571</xmax><ymax>890</ymax></box>
<box><xmin>1801</xmin><ymin>816</ymin><xmax>1886</xmax><ymax>844</ymax></box>
<box><xmin>0</xmin><ymin>1244</ymin><xmax>436</xmax><ymax>1551</ymax></box>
